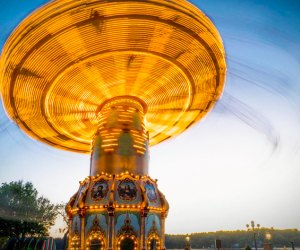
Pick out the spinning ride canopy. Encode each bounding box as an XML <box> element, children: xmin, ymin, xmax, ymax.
<box><xmin>0</xmin><ymin>0</ymin><xmax>226</xmax><ymax>153</ymax></box>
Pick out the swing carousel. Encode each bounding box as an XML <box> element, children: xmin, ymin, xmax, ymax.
<box><xmin>0</xmin><ymin>0</ymin><xmax>226</xmax><ymax>249</ymax></box>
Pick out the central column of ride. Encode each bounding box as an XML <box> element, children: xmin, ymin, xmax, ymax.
<box><xmin>67</xmin><ymin>96</ymin><xmax>168</xmax><ymax>250</ymax></box>
<box><xmin>91</xmin><ymin>96</ymin><xmax>149</xmax><ymax>176</ymax></box>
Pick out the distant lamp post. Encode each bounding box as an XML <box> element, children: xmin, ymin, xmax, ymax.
<box><xmin>264</xmin><ymin>232</ymin><xmax>273</xmax><ymax>250</ymax></box>
<box><xmin>184</xmin><ymin>234</ymin><xmax>191</xmax><ymax>250</ymax></box>
<box><xmin>265</xmin><ymin>232</ymin><xmax>271</xmax><ymax>242</ymax></box>
<box><xmin>246</xmin><ymin>221</ymin><xmax>260</xmax><ymax>250</ymax></box>
<box><xmin>215</xmin><ymin>239</ymin><xmax>222</xmax><ymax>250</ymax></box>
<box><xmin>290</xmin><ymin>241</ymin><xmax>295</xmax><ymax>250</ymax></box>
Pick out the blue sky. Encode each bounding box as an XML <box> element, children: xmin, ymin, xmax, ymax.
<box><xmin>0</xmin><ymin>0</ymin><xmax>300</xmax><ymax>236</ymax></box>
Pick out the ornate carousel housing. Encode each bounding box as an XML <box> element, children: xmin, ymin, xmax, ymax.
<box><xmin>0</xmin><ymin>0</ymin><xmax>226</xmax><ymax>249</ymax></box>
<box><xmin>66</xmin><ymin>96</ymin><xmax>169</xmax><ymax>250</ymax></box>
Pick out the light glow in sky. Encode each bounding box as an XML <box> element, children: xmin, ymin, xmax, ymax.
<box><xmin>0</xmin><ymin>0</ymin><xmax>300</xmax><ymax>236</ymax></box>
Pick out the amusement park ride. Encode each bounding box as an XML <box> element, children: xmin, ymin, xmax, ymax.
<box><xmin>0</xmin><ymin>0</ymin><xmax>226</xmax><ymax>249</ymax></box>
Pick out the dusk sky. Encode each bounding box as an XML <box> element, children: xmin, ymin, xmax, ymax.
<box><xmin>0</xmin><ymin>0</ymin><xmax>300</xmax><ymax>236</ymax></box>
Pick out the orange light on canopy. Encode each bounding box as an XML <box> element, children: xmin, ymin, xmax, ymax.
<box><xmin>0</xmin><ymin>0</ymin><xmax>226</xmax><ymax>153</ymax></box>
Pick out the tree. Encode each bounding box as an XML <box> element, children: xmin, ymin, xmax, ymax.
<box><xmin>0</xmin><ymin>180</ymin><xmax>60</xmax><ymax>238</ymax></box>
<box><xmin>56</xmin><ymin>202</ymin><xmax>69</xmax><ymax>249</ymax></box>
<box><xmin>165</xmin><ymin>229</ymin><xmax>300</xmax><ymax>249</ymax></box>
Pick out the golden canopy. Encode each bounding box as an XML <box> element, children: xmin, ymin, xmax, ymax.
<box><xmin>0</xmin><ymin>0</ymin><xmax>226</xmax><ymax>153</ymax></box>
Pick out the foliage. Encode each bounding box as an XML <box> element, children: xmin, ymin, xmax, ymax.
<box><xmin>56</xmin><ymin>202</ymin><xmax>69</xmax><ymax>249</ymax></box>
<box><xmin>166</xmin><ymin>228</ymin><xmax>300</xmax><ymax>249</ymax></box>
<box><xmin>0</xmin><ymin>237</ymin><xmax>9</xmax><ymax>249</ymax></box>
<box><xmin>56</xmin><ymin>202</ymin><xmax>69</xmax><ymax>229</ymax></box>
<box><xmin>0</xmin><ymin>180</ymin><xmax>60</xmax><ymax>238</ymax></box>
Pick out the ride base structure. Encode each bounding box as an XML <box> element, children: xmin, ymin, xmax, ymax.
<box><xmin>66</xmin><ymin>96</ymin><xmax>169</xmax><ymax>250</ymax></box>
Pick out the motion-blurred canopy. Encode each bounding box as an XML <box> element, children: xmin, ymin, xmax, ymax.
<box><xmin>0</xmin><ymin>0</ymin><xmax>226</xmax><ymax>153</ymax></box>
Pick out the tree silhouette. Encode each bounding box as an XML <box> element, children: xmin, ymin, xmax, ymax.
<box><xmin>0</xmin><ymin>180</ymin><xmax>60</xmax><ymax>238</ymax></box>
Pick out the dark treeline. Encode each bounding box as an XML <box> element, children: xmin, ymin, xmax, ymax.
<box><xmin>166</xmin><ymin>228</ymin><xmax>300</xmax><ymax>249</ymax></box>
